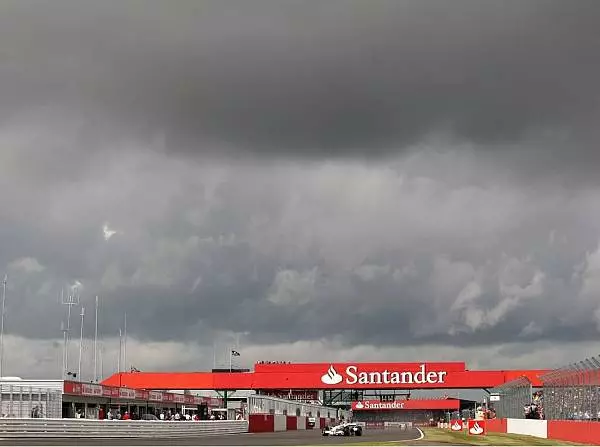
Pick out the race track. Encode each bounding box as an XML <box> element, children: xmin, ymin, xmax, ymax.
<box><xmin>0</xmin><ymin>427</ymin><xmax>423</xmax><ymax>445</ymax></box>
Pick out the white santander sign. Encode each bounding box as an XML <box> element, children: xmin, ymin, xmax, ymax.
<box><xmin>321</xmin><ymin>364</ymin><xmax>447</xmax><ymax>386</ymax></box>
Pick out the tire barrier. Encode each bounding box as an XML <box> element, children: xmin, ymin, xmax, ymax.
<box><xmin>0</xmin><ymin>419</ymin><xmax>248</xmax><ymax>439</ymax></box>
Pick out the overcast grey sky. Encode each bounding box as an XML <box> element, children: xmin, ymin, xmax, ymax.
<box><xmin>1</xmin><ymin>0</ymin><xmax>600</xmax><ymax>387</ymax></box>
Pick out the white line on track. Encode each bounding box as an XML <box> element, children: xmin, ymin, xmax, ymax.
<box><xmin>347</xmin><ymin>427</ymin><xmax>426</xmax><ymax>444</ymax></box>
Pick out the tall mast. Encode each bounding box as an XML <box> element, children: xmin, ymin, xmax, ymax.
<box><xmin>94</xmin><ymin>296</ymin><xmax>99</xmax><ymax>382</ymax></box>
<box><xmin>78</xmin><ymin>306</ymin><xmax>85</xmax><ymax>380</ymax></box>
<box><xmin>0</xmin><ymin>274</ymin><xmax>7</xmax><ymax>379</ymax></box>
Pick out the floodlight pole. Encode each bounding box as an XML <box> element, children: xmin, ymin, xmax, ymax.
<box><xmin>94</xmin><ymin>296</ymin><xmax>98</xmax><ymax>382</ymax></box>
<box><xmin>62</xmin><ymin>287</ymin><xmax>80</xmax><ymax>379</ymax></box>
<box><xmin>0</xmin><ymin>274</ymin><xmax>7</xmax><ymax>379</ymax></box>
<box><xmin>78</xmin><ymin>306</ymin><xmax>85</xmax><ymax>381</ymax></box>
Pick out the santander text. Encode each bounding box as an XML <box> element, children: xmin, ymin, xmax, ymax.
<box><xmin>345</xmin><ymin>364</ymin><xmax>447</xmax><ymax>385</ymax></box>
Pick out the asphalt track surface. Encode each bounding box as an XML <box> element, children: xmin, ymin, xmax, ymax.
<box><xmin>0</xmin><ymin>427</ymin><xmax>423</xmax><ymax>445</ymax></box>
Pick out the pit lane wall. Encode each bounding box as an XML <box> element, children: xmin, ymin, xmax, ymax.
<box><xmin>0</xmin><ymin>419</ymin><xmax>248</xmax><ymax>439</ymax></box>
<box><xmin>247</xmin><ymin>395</ymin><xmax>347</xmax><ymax>433</ymax></box>
<box><xmin>471</xmin><ymin>418</ymin><xmax>600</xmax><ymax>445</ymax></box>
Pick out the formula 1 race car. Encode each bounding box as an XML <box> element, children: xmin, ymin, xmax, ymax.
<box><xmin>322</xmin><ymin>422</ymin><xmax>363</xmax><ymax>436</ymax></box>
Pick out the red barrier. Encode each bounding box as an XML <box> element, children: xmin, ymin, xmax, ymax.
<box><xmin>286</xmin><ymin>416</ymin><xmax>297</xmax><ymax>430</ymax></box>
<box><xmin>548</xmin><ymin>421</ymin><xmax>600</xmax><ymax>445</ymax></box>
<box><xmin>486</xmin><ymin>418</ymin><xmax>507</xmax><ymax>433</ymax></box>
<box><xmin>248</xmin><ymin>414</ymin><xmax>274</xmax><ymax>433</ymax></box>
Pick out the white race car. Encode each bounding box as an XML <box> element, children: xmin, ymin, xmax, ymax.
<box><xmin>322</xmin><ymin>422</ymin><xmax>363</xmax><ymax>436</ymax></box>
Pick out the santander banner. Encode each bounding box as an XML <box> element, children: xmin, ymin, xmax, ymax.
<box><xmin>320</xmin><ymin>363</ymin><xmax>454</xmax><ymax>386</ymax></box>
<box><xmin>249</xmin><ymin>362</ymin><xmax>467</xmax><ymax>389</ymax></box>
<box><xmin>351</xmin><ymin>399</ymin><xmax>460</xmax><ymax>411</ymax></box>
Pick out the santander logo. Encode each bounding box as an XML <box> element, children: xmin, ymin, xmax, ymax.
<box><xmin>354</xmin><ymin>401</ymin><xmax>364</xmax><ymax>409</ymax></box>
<box><xmin>321</xmin><ymin>365</ymin><xmax>344</xmax><ymax>385</ymax></box>
<box><xmin>320</xmin><ymin>363</ymin><xmax>447</xmax><ymax>385</ymax></box>
<box><xmin>469</xmin><ymin>421</ymin><xmax>484</xmax><ymax>435</ymax></box>
<box><xmin>451</xmin><ymin>421</ymin><xmax>462</xmax><ymax>431</ymax></box>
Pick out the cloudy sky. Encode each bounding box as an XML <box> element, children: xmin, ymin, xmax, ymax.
<box><xmin>1</xmin><ymin>0</ymin><xmax>600</xmax><ymax>392</ymax></box>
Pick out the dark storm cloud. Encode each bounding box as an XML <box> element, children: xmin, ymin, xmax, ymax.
<box><xmin>1</xmin><ymin>0</ymin><xmax>599</xmax><ymax>159</ymax></box>
<box><xmin>3</xmin><ymin>0</ymin><xmax>600</xmax><ymax>379</ymax></box>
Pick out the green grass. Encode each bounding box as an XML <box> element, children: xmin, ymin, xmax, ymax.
<box><xmin>410</xmin><ymin>427</ymin><xmax>584</xmax><ymax>445</ymax></box>
<box><xmin>322</xmin><ymin>427</ymin><xmax>585</xmax><ymax>446</ymax></box>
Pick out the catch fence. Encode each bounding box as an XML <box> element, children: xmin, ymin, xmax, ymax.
<box><xmin>489</xmin><ymin>376</ymin><xmax>533</xmax><ymax>419</ymax></box>
<box><xmin>488</xmin><ymin>355</ymin><xmax>600</xmax><ymax>421</ymax></box>
<box><xmin>541</xmin><ymin>357</ymin><xmax>600</xmax><ymax>421</ymax></box>
<box><xmin>0</xmin><ymin>384</ymin><xmax>62</xmax><ymax>418</ymax></box>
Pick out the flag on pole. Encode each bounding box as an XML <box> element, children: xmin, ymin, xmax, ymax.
<box><xmin>231</xmin><ymin>350</ymin><xmax>241</xmax><ymax>356</ymax></box>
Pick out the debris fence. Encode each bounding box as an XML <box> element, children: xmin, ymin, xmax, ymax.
<box><xmin>541</xmin><ymin>357</ymin><xmax>600</xmax><ymax>420</ymax></box>
<box><xmin>489</xmin><ymin>356</ymin><xmax>600</xmax><ymax>420</ymax></box>
<box><xmin>489</xmin><ymin>376</ymin><xmax>533</xmax><ymax>419</ymax></box>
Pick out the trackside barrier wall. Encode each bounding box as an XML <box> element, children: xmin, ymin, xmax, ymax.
<box><xmin>274</xmin><ymin>414</ymin><xmax>286</xmax><ymax>432</ymax></box>
<box><xmin>485</xmin><ymin>418</ymin><xmax>506</xmax><ymax>433</ymax></box>
<box><xmin>547</xmin><ymin>421</ymin><xmax>600</xmax><ymax>445</ymax></box>
<box><xmin>247</xmin><ymin>395</ymin><xmax>343</xmax><ymax>419</ymax></box>
<box><xmin>506</xmin><ymin>419</ymin><xmax>547</xmax><ymax>438</ymax></box>
<box><xmin>286</xmin><ymin>416</ymin><xmax>297</xmax><ymax>430</ymax></box>
<box><xmin>248</xmin><ymin>414</ymin><xmax>274</xmax><ymax>433</ymax></box>
<box><xmin>247</xmin><ymin>394</ymin><xmax>346</xmax><ymax>433</ymax></box>
<box><xmin>0</xmin><ymin>419</ymin><xmax>248</xmax><ymax>439</ymax></box>
<box><xmin>476</xmin><ymin>418</ymin><xmax>600</xmax><ymax>445</ymax></box>
<box><xmin>297</xmin><ymin>415</ymin><xmax>306</xmax><ymax>429</ymax></box>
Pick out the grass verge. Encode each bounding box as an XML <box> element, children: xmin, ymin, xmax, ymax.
<box><xmin>410</xmin><ymin>427</ymin><xmax>584</xmax><ymax>445</ymax></box>
<box><xmin>330</xmin><ymin>427</ymin><xmax>585</xmax><ymax>446</ymax></box>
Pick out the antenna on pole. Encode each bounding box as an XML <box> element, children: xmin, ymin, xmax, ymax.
<box><xmin>213</xmin><ymin>342</ymin><xmax>216</xmax><ymax>370</ymax></box>
<box><xmin>123</xmin><ymin>312</ymin><xmax>127</xmax><ymax>372</ymax></box>
<box><xmin>78</xmin><ymin>306</ymin><xmax>85</xmax><ymax>381</ymax></box>
<box><xmin>0</xmin><ymin>274</ymin><xmax>7</xmax><ymax>379</ymax></box>
<box><xmin>61</xmin><ymin>320</ymin><xmax>67</xmax><ymax>378</ymax></box>
<box><xmin>118</xmin><ymin>329</ymin><xmax>122</xmax><ymax>373</ymax></box>
<box><xmin>99</xmin><ymin>341</ymin><xmax>104</xmax><ymax>381</ymax></box>
<box><xmin>94</xmin><ymin>296</ymin><xmax>99</xmax><ymax>382</ymax></box>
<box><xmin>61</xmin><ymin>285</ymin><xmax>80</xmax><ymax>379</ymax></box>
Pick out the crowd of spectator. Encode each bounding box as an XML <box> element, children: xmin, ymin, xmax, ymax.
<box><xmin>524</xmin><ymin>390</ymin><xmax>544</xmax><ymax>419</ymax></box>
<box><xmin>95</xmin><ymin>408</ymin><xmax>213</xmax><ymax>421</ymax></box>
<box><xmin>543</xmin><ymin>386</ymin><xmax>600</xmax><ymax>420</ymax></box>
<box><xmin>257</xmin><ymin>360</ymin><xmax>292</xmax><ymax>364</ymax></box>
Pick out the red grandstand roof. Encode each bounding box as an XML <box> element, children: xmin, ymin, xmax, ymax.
<box><xmin>102</xmin><ymin>361</ymin><xmax>548</xmax><ymax>390</ymax></box>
